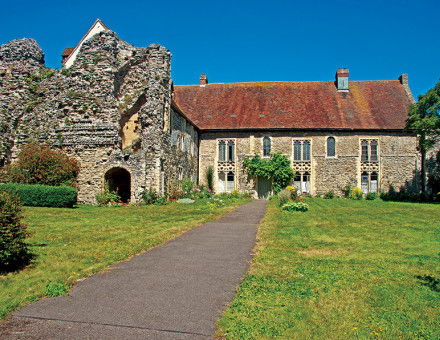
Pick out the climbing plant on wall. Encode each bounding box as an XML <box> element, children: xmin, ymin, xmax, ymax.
<box><xmin>242</xmin><ymin>152</ymin><xmax>293</xmax><ymax>194</ymax></box>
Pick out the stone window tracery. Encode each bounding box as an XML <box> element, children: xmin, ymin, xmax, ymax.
<box><xmin>293</xmin><ymin>140</ymin><xmax>311</xmax><ymax>162</ymax></box>
<box><xmin>361</xmin><ymin>140</ymin><xmax>379</xmax><ymax>163</ymax></box>
<box><xmin>361</xmin><ymin>171</ymin><xmax>379</xmax><ymax>193</ymax></box>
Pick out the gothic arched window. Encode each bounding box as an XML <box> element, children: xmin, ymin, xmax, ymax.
<box><xmin>327</xmin><ymin>137</ymin><xmax>336</xmax><ymax>157</ymax></box>
<box><xmin>263</xmin><ymin>136</ymin><xmax>271</xmax><ymax>157</ymax></box>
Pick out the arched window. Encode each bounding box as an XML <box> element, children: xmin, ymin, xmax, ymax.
<box><xmin>361</xmin><ymin>140</ymin><xmax>369</xmax><ymax>162</ymax></box>
<box><xmin>370</xmin><ymin>141</ymin><xmax>378</xmax><ymax>162</ymax></box>
<box><xmin>263</xmin><ymin>136</ymin><xmax>271</xmax><ymax>157</ymax></box>
<box><xmin>218</xmin><ymin>141</ymin><xmax>226</xmax><ymax>162</ymax></box>
<box><xmin>226</xmin><ymin>172</ymin><xmax>235</xmax><ymax>192</ymax></box>
<box><xmin>361</xmin><ymin>171</ymin><xmax>369</xmax><ymax>193</ymax></box>
<box><xmin>327</xmin><ymin>137</ymin><xmax>336</xmax><ymax>157</ymax></box>
<box><xmin>370</xmin><ymin>172</ymin><xmax>378</xmax><ymax>192</ymax></box>
<box><xmin>303</xmin><ymin>141</ymin><xmax>311</xmax><ymax>161</ymax></box>
<box><xmin>293</xmin><ymin>141</ymin><xmax>301</xmax><ymax>161</ymax></box>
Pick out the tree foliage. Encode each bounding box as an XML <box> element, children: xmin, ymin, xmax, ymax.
<box><xmin>0</xmin><ymin>143</ymin><xmax>79</xmax><ymax>187</ymax></box>
<box><xmin>0</xmin><ymin>191</ymin><xmax>30</xmax><ymax>272</ymax></box>
<box><xmin>242</xmin><ymin>153</ymin><xmax>293</xmax><ymax>194</ymax></box>
<box><xmin>406</xmin><ymin>81</ymin><xmax>440</xmax><ymax>194</ymax></box>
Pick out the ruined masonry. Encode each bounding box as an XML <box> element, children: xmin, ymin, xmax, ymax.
<box><xmin>0</xmin><ymin>20</ymin><xmax>419</xmax><ymax>202</ymax></box>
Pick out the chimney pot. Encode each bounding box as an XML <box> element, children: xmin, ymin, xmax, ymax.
<box><xmin>200</xmin><ymin>74</ymin><xmax>208</xmax><ymax>86</ymax></box>
<box><xmin>336</xmin><ymin>68</ymin><xmax>349</xmax><ymax>91</ymax></box>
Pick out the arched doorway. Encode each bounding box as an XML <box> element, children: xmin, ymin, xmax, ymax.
<box><xmin>105</xmin><ymin>167</ymin><xmax>131</xmax><ymax>203</ymax></box>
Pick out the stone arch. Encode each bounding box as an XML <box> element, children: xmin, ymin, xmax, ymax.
<box><xmin>104</xmin><ymin>167</ymin><xmax>131</xmax><ymax>202</ymax></box>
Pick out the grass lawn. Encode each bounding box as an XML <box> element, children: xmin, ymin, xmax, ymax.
<box><xmin>217</xmin><ymin>198</ymin><xmax>439</xmax><ymax>339</ymax></box>
<box><xmin>0</xmin><ymin>198</ymin><xmax>249</xmax><ymax>319</ymax></box>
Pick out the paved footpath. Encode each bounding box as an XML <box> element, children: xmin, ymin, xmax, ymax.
<box><xmin>0</xmin><ymin>200</ymin><xmax>267</xmax><ymax>340</ymax></box>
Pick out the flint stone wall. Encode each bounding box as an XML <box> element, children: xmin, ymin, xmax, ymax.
<box><xmin>0</xmin><ymin>32</ymin><xmax>196</xmax><ymax>203</ymax></box>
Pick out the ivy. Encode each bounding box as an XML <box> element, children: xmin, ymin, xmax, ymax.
<box><xmin>242</xmin><ymin>153</ymin><xmax>293</xmax><ymax>194</ymax></box>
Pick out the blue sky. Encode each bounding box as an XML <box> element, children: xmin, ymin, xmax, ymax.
<box><xmin>1</xmin><ymin>0</ymin><xmax>439</xmax><ymax>98</ymax></box>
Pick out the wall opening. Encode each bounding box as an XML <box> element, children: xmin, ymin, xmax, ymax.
<box><xmin>105</xmin><ymin>167</ymin><xmax>131</xmax><ymax>202</ymax></box>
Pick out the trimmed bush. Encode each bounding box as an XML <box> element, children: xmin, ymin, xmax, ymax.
<box><xmin>0</xmin><ymin>191</ymin><xmax>30</xmax><ymax>272</ymax></box>
<box><xmin>0</xmin><ymin>143</ymin><xmax>79</xmax><ymax>187</ymax></box>
<box><xmin>0</xmin><ymin>183</ymin><xmax>77</xmax><ymax>208</ymax></box>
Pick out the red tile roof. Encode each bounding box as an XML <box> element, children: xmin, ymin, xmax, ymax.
<box><xmin>173</xmin><ymin>80</ymin><xmax>412</xmax><ymax>130</ymax></box>
<box><xmin>61</xmin><ymin>47</ymin><xmax>75</xmax><ymax>57</ymax></box>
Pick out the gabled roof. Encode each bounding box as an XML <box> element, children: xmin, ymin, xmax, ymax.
<box><xmin>173</xmin><ymin>80</ymin><xmax>412</xmax><ymax>131</ymax></box>
<box><xmin>62</xmin><ymin>18</ymin><xmax>110</xmax><ymax>68</ymax></box>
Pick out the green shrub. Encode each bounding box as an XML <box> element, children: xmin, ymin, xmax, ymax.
<box><xmin>282</xmin><ymin>201</ymin><xmax>309</xmax><ymax>212</ymax></box>
<box><xmin>0</xmin><ymin>183</ymin><xmax>77</xmax><ymax>208</ymax></box>
<box><xmin>142</xmin><ymin>189</ymin><xmax>160</xmax><ymax>205</ymax></box>
<box><xmin>0</xmin><ymin>143</ymin><xmax>79</xmax><ymax>187</ymax></box>
<box><xmin>206</xmin><ymin>166</ymin><xmax>214</xmax><ymax>191</ymax></box>
<box><xmin>324</xmin><ymin>191</ymin><xmax>335</xmax><ymax>199</ymax></box>
<box><xmin>365</xmin><ymin>192</ymin><xmax>378</xmax><ymax>200</ymax></box>
<box><xmin>277</xmin><ymin>189</ymin><xmax>291</xmax><ymax>206</ymax></box>
<box><xmin>96</xmin><ymin>190</ymin><xmax>120</xmax><ymax>205</ymax></box>
<box><xmin>350</xmin><ymin>187</ymin><xmax>363</xmax><ymax>200</ymax></box>
<box><xmin>341</xmin><ymin>184</ymin><xmax>352</xmax><ymax>198</ymax></box>
<box><xmin>0</xmin><ymin>191</ymin><xmax>31</xmax><ymax>272</ymax></box>
<box><xmin>181</xmin><ymin>178</ymin><xmax>194</xmax><ymax>197</ymax></box>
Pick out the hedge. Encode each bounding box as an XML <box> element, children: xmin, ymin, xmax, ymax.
<box><xmin>0</xmin><ymin>183</ymin><xmax>77</xmax><ymax>208</ymax></box>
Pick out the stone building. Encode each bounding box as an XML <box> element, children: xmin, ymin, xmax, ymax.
<box><xmin>0</xmin><ymin>20</ymin><xmax>418</xmax><ymax>202</ymax></box>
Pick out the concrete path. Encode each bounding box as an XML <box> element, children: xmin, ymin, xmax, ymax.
<box><xmin>0</xmin><ymin>200</ymin><xmax>267</xmax><ymax>339</ymax></box>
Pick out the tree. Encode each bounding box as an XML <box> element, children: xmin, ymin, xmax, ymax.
<box><xmin>406</xmin><ymin>81</ymin><xmax>440</xmax><ymax>195</ymax></box>
<box><xmin>242</xmin><ymin>153</ymin><xmax>293</xmax><ymax>194</ymax></box>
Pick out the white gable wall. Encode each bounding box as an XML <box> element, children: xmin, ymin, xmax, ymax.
<box><xmin>64</xmin><ymin>20</ymin><xmax>108</xmax><ymax>68</ymax></box>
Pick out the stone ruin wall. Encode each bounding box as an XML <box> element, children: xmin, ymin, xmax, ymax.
<box><xmin>0</xmin><ymin>31</ymin><xmax>196</xmax><ymax>203</ymax></box>
<box><xmin>198</xmin><ymin>131</ymin><xmax>418</xmax><ymax>196</ymax></box>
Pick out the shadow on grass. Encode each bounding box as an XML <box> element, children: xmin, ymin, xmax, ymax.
<box><xmin>0</xmin><ymin>251</ymin><xmax>36</xmax><ymax>276</ymax></box>
<box><xmin>416</xmin><ymin>275</ymin><xmax>440</xmax><ymax>292</ymax></box>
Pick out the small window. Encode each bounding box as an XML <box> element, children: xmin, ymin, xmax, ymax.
<box><xmin>293</xmin><ymin>141</ymin><xmax>301</xmax><ymax>161</ymax></box>
<box><xmin>228</xmin><ymin>141</ymin><xmax>235</xmax><ymax>162</ymax></box>
<box><xmin>361</xmin><ymin>141</ymin><xmax>369</xmax><ymax>162</ymax></box>
<box><xmin>263</xmin><ymin>136</ymin><xmax>271</xmax><ymax>157</ymax></box>
<box><xmin>327</xmin><ymin>137</ymin><xmax>335</xmax><ymax>157</ymax></box>
<box><xmin>303</xmin><ymin>141</ymin><xmax>311</xmax><ymax>161</ymax></box>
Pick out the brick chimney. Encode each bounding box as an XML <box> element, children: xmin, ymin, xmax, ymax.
<box><xmin>336</xmin><ymin>68</ymin><xmax>349</xmax><ymax>91</ymax></box>
<box><xmin>200</xmin><ymin>74</ymin><xmax>208</xmax><ymax>87</ymax></box>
